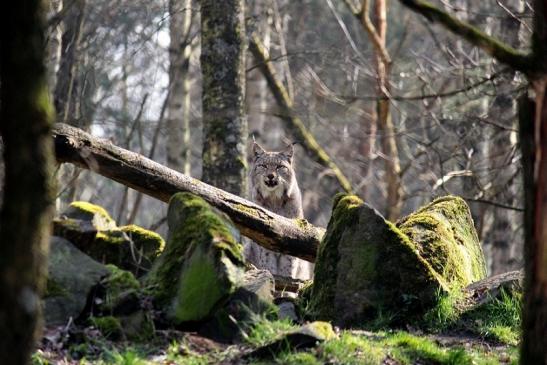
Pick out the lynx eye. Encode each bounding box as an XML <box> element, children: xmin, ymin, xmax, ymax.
<box><xmin>276</xmin><ymin>165</ymin><xmax>287</xmax><ymax>171</ymax></box>
<box><xmin>258</xmin><ymin>164</ymin><xmax>267</xmax><ymax>169</ymax></box>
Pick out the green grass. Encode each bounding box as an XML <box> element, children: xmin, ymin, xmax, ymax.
<box><xmin>424</xmin><ymin>288</ymin><xmax>463</xmax><ymax>330</ymax></box>
<box><xmin>422</xmin><ymin>286</ymin><xmax>522</xmax><ymax>346</ymax></box>
<box><xmin>320</xmin><ymin>332</ymin><xmax>385</xmax><ymax>365</ymax></box>
<box><xmin>244</xmin><ymin>317</ymin><xmax>298</xmax><ymax>347</ymax></box>
<box><xmin>463</xmin><ymin>289</ymin><xmax>522</xmax><ymax>345</ymax></box>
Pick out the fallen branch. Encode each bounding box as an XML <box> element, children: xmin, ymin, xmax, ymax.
<box><xmin>52</xmin><ymin>123</ymin><xmax>324</xmax><ymax>262</ymax></box>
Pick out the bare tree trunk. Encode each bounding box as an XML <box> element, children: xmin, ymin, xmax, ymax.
<box><xmin>167</xmin><ymin>0</ymin><xmax>193</xmax><ymax>175</ymax></box>
<box><xmin>54</xmin><ymin>0</ymin><xmax>86</xmax><ymax>211</ymax></box>
<box><xmin>346</xmin><ymin>0</ymin><xmax>403</xmax><ymax>219</ymax></box>
<box><xmin>46</xmin><ymin>0</ymin><xmax>63</xmax><ymax>93</ymax></box>
<box><xmin>0</xmin><ymin>1</ymin><xmax>56</xmax><ymax>362</ymax></box>
<box><xmin>484</xmin><ymin>0</ymin><xmax>523</xmax><ymax>275</ymax></box>
<box><xmin>519</xmin><ymin>80</ymin><xmax>547</xmax><ymax>365</ymax></box>
<box><xmin>200</xmin><ymin>0</ymin><xmax>248</xmax><ymax>195</ymax></box>
<box><xmin>54</xmin><ymin>0</ymin><xmax>86</xmax><ymax>126</ymax></box>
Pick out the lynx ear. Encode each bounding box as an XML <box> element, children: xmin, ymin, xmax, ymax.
<box><xmin>280</xmin><ymin>143</ymin><xmax>294</xmax><ymax>162</ymax></box>
<box><xmin>252</xmin><ymin>141</ymin><xmax>266</xmax><ymax>159</ymax></box>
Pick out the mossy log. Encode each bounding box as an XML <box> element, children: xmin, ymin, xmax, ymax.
<box><xmin>53</xmin><ymin>123</ymin><xmax>324</xmax><ymax>262</ymax></box>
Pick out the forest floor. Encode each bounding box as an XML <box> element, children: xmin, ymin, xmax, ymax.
<box><xmin>33</xmin><ymin>319</ymin><xmax>519</xmax><ymax>365</ymax></box>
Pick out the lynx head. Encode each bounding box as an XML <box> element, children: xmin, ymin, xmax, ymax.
<box><xmin>250</xmin><ymin>142</ymin><xmax>296</xmax><ymax>198</ymax></box>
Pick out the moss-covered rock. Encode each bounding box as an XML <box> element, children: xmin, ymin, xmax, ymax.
<box><xmin>44</xmin><ymin>237</ymin><xmax>110</xmax><ymax>325</ymax></box>
<box><xmin>53</xmin><ymin>202</ymin><xmax>165</xmax><ymax>276</ymax></box>
<box><xmin>308</xmin><ymin>195</ymin><xmax>445</xmax><ymax>326</ymax></box>
<box><xmin>145</xmin><ymin>192</ymin><xmax>246</xmax><ymax>323</ymax></box>
<box><xmin>90</xmin><ymin>316</ymin><xmax>124</xmax><ymax>340</ymax></box>
<box><xmin>99</xmin><ymin>264</ymin><xmax>141</xmax><ymax>312</ymax></box>
<box><xmin>397</xmin><ymin>196</ymin><xmax>487</xmax><ymax>287</ymax></box>
<box><xmin>63</xmin><ymin>201</ymin><xmax>117</xmax><ymax>230</ymax></box>
<box><xmin>307</xmin><ymin>195</ymin><xmax>486</xmax><ymax>327</ymax></box>
<box><xmin>199</xmin><ymin>269</ymin><xmax>277</xmax><ymax>342</ymax></box>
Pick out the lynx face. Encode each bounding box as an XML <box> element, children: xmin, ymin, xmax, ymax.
<box><xmin>250</xmin><ymin>143</ymin><xmax>295</xmax><ymax>199</ymax></box>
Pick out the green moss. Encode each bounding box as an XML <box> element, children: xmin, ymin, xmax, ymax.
<box><xmin>121</xmin><ymin>224</ymin><xmax>165</xmax><ymax>254</ymax></box>
<box><xmin>295</xmin><ymin>218</ymin><xmax>310</xmax><ymax>229</ymax></box>
<box><xmin>101</xmin><ymin>264</ymin><xmax>140</xmax><ymax>311</ymax></box>
<box><xmin>145</xmin><ymin>193</ymin><xmax>245</xmax><ymax>322</ymax></box>
<box><xmin>174</xmin><ymin>245</ymin><xmax>230</xmax><ymax>322</ymax></box>
<box><xmin>44</xmin><ymin>279</ymin><xmax>68</xmax><ymax>298</ymax></box>
<box><xmin>308</xmin><ymin>194</ymin><xmax>446</xmax><ymax>326</ymax></box>
<box><xmin>397</xmin><ymin>196</ymin><xmax>486</xmax><ymax>289</ymax></box>
<box><xmin>95</xmin><ymin>230</ymin><xmax>127</xmax><ymax>245</ymax></box>
<box><xmin>234</xmin><ymin>203</ymin><xmax>263</xmax><ymax>218</ymax></box>
<box><xmin>67</xmin><ymin>201</ymin><xmax>116</xmax><ymax>227</ymax></box>
<box><xmin>90</xmin><ymin>316</ymin><xmax>124</xmax><ymax>340</ymax></box>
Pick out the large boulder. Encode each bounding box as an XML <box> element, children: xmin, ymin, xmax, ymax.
<box><xmin>145</xmin><ymin>192</ymin><xmax>246</xmax><ymax>324</ymax></box>
<box><xmin>199</xmin><ymin>268</ymin><xmax>277</xmax><ymax>342</ymax></box>
<box><xmin>53</xmin><ymin>201</ymin><xmax>164</xmax><ymax>276</ymax></box>
<box><xmin>307</xmin><ymin>194</ymin><xmax>486</xmax><ymax>327</ymax></box>
<box><xmin>44</xmin><ymin>237</ymin><xmax>110</xmax><ymax>325</ymax></box>
<box><xmin>397</xmin><ymin>196</ymin><xmax>487</xmax><ymax>288</ymax></box>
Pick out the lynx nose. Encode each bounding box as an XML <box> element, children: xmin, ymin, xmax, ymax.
<box><xmin>267</xmin><ymin>173</ymin><xmax>275</xmax><ymax>180</ymax></box>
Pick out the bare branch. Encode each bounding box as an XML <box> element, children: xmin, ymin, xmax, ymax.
<box><xmin>249</xmin><ymin>34</ymin><xmax>354</xmax><ymax>193</ymax></box>
<box><xmin>398</xmin><ymin>0</ymin><xmax>532</xmax><ymax>73</ymax></box>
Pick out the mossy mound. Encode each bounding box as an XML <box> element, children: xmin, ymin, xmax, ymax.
<box><xmin>145</xmin><ymin>192</ymin><xmax>246</xmax><ymax>324</ymax></box>
<box><xmin>53</xmin><ymin>202</ymin><xmax>165</xmax><ymax>276</ymax></box>
<box><xmin>397</xmin><ymin>196</ymin><xmax>486</xmax><ymax>287</ymax></box>
<box><xmin>63</xmin><ymin>201</ymin><xmax>117</xmax><ymax>230</ymax></box>
<box><xmin>307</xmin><ymin>195</ymin><xmax>445</xmax><ymax>326</ymax></box>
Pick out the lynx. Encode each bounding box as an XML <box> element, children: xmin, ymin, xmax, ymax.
<box><xmin>246</xmin><ymin>141</ymin><xmax>313</xmax><ymax>280</ymax></box>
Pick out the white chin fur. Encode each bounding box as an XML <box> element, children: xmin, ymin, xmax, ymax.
<box><xmin>260</xmin><ymin>180</ymin><xmax>284</xmax><ymax>198</ymax></box>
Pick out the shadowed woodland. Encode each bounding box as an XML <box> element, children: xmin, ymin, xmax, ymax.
<box><xmin>0</xmin><ymin>0</ymin><xmax>546</xmax><ymax>364</ymax></box>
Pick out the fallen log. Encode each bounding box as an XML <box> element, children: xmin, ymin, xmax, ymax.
<box><xmin>52</xmin><ymin>123</ymin><xmax>324</xmax><ymax>262</ymax></box>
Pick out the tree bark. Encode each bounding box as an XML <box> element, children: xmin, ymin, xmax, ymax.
<box><xmin>52</xmin><ymin>123</ymin><xmax>323</xmax><ymax>262</ymax></box>
<box><xmin>200</xmin><ymin>0</ymin><xmax>248</xmax><ymax>196</ymax></box>
<box><xmin>167</xmin><ymin>0</ymin><xmax>193</xmax><ymax>175</ymax></box>
<box><xmin>0</xmin><ymin>1</ymin><xmax>56</xmax><ymax>363</ymax></box>
<box><xmin>54</xmin><ymin>0</ymin><xmax>86</xmax><ymax>126</ymax></box>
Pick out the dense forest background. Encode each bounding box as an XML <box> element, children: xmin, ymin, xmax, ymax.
<box><xmin>43</xmin><ymin>0</ymin><xmax>527</xmax><ymax>276</ymax></box>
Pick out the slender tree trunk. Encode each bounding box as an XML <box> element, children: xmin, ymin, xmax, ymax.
<box><xmin>0</xmin><ymin>1</ymin><xmax>56</xmax><ymax>363</ymax></box>
<box><xmin>352</xmin><ymin>0</ymin><xmax>403</xmax><ymax>220</ymax></box>
<box><xmin>46</xmin><ymin>0</ymin><xmax>63</xmax><ymax>94</ymax></box>
<box><xmin>54</xmin><ymin>0</ymin><xmax>86</xmax><ymax>210</ymax></box>
<box><xmin>54</xmin><ymin>0</ymin><xmax>86</xmax><ymax>126</ymax></box>
<box><xmin>519</xmin><ymin>79</ymin><xmax>547</xmax><ymax>364</ymax></box>
<box><xmin>484</xmin><ymin>0</ymin><xmax>523</xmax><ymax>275</ymax></box>
<box><xmin>167</xmin><ymin>0</ymin><xmax>193</xmax><ymax>175</ymax></box>
<box><xmin>372</xmin><ymin>0</ymin><xmax>402</xmax><ymax>220</ymax></box>
<box><xmin>200</xmin><ymin>0</ymin><xmax>248</xmax><ymax>195</ymax></box>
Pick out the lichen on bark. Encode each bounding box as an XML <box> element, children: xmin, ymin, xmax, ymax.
<box><xmin>200</xmin><ymin>0</ymin><xmax>247</xmax><ymax>196</ymax></box>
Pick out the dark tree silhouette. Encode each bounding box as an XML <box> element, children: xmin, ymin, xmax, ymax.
<box><xmin>0</xmin><ymin>0</ymin><xmax>56</xmax><ymax>363</ymax></box>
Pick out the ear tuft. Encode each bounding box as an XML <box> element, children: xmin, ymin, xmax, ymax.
<box><xmin>252</xmin><ymin>142</ymin><xmax>266</xmax><ymax>158</ymax></box>
<box><xmin>281</xmin><ymin>143</ymin><xmax>294</xmax><ymax>161</ymax></box>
